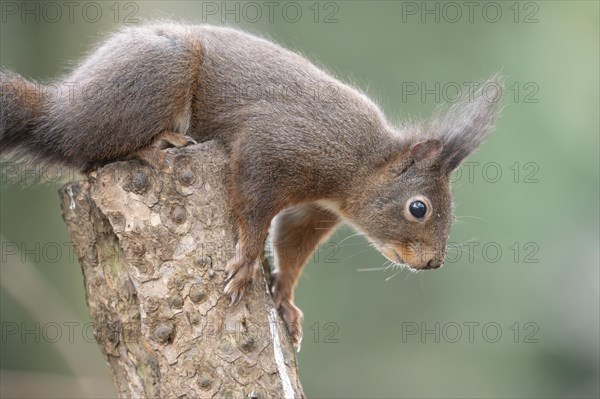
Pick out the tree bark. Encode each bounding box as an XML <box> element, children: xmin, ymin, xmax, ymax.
<box><xmin>59</xmin><ymin>141</ymin><xmax>305</xmax><ymax>399</ymax></box>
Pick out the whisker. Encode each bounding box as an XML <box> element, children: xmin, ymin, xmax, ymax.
<box><xmin>356</xmin><ymin>263</ymin><xmax>390</xmax><ymax>272</ymax></box>
<box><xmin>341</xmin><ymin>247</ymin><xmax>374</xmax><ymax>262</ymax></box>
<box><xmin>385</xmin><ymin>261</ymin><xmax>402</xmax><ymax>273</ymax></box>
<box><xmin>404</xmin><ymin>268</ymin><xmax>421</xmax><ymax>280</ymax></box>
<box><xmin>336</xmin><ymin>242</ymin><xmax>369</xmax><ymax>248</ymax></box>
<box><xmin>455</xmin><ymin>215</ymin><xmax>488</xmax><ymax>223</ymax></box>
<box><xmin>336</xmin><ymin>232</ymin><xmax>363</xmax><ymax>247</ymax></box>
<box><xmin>385</xmin><ymin>270</ymin><xmax>403</xmax><ymax>282</ymax></box>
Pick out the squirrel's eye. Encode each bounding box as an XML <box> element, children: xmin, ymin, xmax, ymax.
<box><xmin>409</xmin><ymin>200</ymin><xmax>427</xmax><ymax>219</ymax></box>
<box><xmin>405</xmin><ymin>195</ymin><xmax>431</xmax><ymax>222</ymax></box>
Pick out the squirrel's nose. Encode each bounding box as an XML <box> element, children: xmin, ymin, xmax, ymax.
<box><xmin>424</xmin><ymin>258</ymin><xmax>443</xmax><ymax>270</ymax></box>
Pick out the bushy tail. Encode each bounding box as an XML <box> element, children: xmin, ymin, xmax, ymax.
<box><xmin>0</xmin><ymin>70</ymin><xmax>46</xmax><ymax>163</ymax></box>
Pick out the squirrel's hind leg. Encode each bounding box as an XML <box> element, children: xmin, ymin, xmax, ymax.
<box><xmin>270</xmin><ymin>204</ymin><xmax>340</xmax><ymax>350</ymax></box>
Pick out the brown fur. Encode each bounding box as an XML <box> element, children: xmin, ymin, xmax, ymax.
<box><xmin>0</xmin><ymin>24</ymin><xmax>503</xmax><ymax>348</ymax></box>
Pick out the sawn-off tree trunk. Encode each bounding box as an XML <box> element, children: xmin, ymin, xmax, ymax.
<box><xmin>59</xmin><ymin>141</ymin><xmax>305</xmax><ymax>399</ymax></box>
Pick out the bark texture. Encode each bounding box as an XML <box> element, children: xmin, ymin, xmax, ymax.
<box><xmin>59</xmin><ymin>141</ymin><xmax>304</xmax><ymax>399</ymax></box>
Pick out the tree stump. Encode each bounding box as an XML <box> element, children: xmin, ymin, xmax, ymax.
<box><xmin>59</xmin><ymin>141</ymin><xmax>304</xmax><ymax>398</ymax></box>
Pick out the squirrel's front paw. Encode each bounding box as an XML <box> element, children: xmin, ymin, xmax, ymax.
<box><xmin>224</xmin><ymin>256</ymin><xmax>260</xmax><ymax>305</ymax></box>
<box><xmin>278</xmin><ymin>300</ymin><xmax>304</xmax><ymax>352</ymax></box>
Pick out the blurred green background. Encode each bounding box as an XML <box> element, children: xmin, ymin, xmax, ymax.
<box><xmin>1</xmin><ymin>1</ymin><xmax>598</xmax><ymax>398</ymax></box>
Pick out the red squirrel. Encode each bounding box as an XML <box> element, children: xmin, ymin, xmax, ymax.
<box><xmin>0</xmin><ymin>23</ymin><xmax>503</xmax><ymax>348</ymax></box>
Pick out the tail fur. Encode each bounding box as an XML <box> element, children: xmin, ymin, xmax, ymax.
<box><xmin>1</xmin><ymin>24</ymin><xmax>201</xmax><ymax>172</ymax></box>
<box><xmin>0</xmin><ymin>70</ymin><xmax>47</xmax><ymax>164</ymax></box>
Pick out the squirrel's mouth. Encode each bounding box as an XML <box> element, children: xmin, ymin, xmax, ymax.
<box><xmin>377</xmin><ymin>243</ymin><xmax>444</xmax><ymax>271</ymax></box>
<box><xmin>380</xmin><ymin>247</ymin><xmax>405</xmax><ymax>264</ymax></box>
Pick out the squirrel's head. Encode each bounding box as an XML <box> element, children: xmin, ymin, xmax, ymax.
<box><xmin>342</xmin><ymin>76</ymin><xmax>503</xmax><ymax>271</ymax></box>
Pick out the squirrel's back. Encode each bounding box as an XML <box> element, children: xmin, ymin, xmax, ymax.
<box><xmin>0</xmin><ymin>23</ymin><xmax>387</xmax><ymax>171</ymax></box>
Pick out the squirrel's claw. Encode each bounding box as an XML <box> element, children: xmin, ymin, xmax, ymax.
<box><xmin>223</xmin><ymin>256</ymin><xmax>259</xmax><ymax>306</ymax></box>
<box><xmin>183</xmin><ymin>135</ymin><xmax>198</xmax><ymax>145</ymax></box>
<box><xmin>277</xmin><ymin>299</ymin><xmax>304</xmax><ymax>351</ymax></box>
<box><xmin>229</xmin><ymin>290</ymin><xmax>239</xmax><ymax>306</ymax></box>
<box><xmin>224</xmin><ymin>277</ymin><xmax>247</xmax><ymax>306</ymax></box>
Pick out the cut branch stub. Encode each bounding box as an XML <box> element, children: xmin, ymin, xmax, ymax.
<box><xmin>59</xmin><ymin>140</ymin><xmax>304</xmax><ymax>399</ymax></box>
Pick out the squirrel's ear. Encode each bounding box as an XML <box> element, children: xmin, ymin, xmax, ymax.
<box><xmin>410</xmin><ymin>139</ymin><xmax>443</xmax><ymax>164</ymax></box>
<box><xmin>431</xmin><ymin>74</ymin><xmax>504</xmax><ymax>173</ymax></box>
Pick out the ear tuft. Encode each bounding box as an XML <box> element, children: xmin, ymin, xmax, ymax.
<box><xmin>430</xmin><ymin>73</ymin><xmax>504</xmax><ymax>173</ymax></box>
<box><xmin>410</xmin><ymin>139</ymin><xmax>443</xmax><ymax>164</ymax></box>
